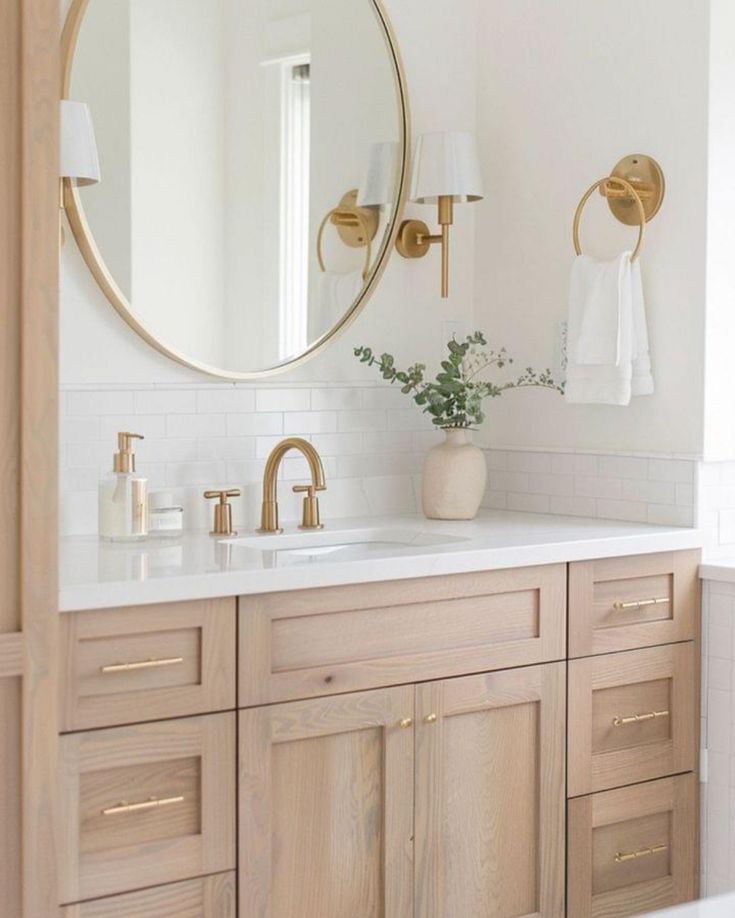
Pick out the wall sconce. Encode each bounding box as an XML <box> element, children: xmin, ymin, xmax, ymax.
<box><xmin>59</xmin><ymin>100</ymin><xmax>100</xmax><ymax>245</ymax></box>
<box><xmin>357</xmin><ymin>141</ymin><xmax>399</xmax><ymax>209</ymax></box>
<box><xmin>396</xmin><ymin>131</ymin><xmax>483</xmax><ymax>298</ymax></box>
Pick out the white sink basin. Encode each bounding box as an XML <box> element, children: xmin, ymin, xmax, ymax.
<box><xmin>223</xmin><ymin>526</ymin><xmax>469</xmax><ymax>561</ymax></box>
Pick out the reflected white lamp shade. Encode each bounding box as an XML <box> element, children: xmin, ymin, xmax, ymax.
<box><xmin>60</xmin><ymin>100</ymin><xmax>100</xmax><ymax>185</ymax></box>
<box><xmin>357</xmin><ymin>141</ymin><xmax>399</xmax><ymax>207</ymax></box>
<box><xmin>410</xmin><ymin>131</ymin><xmax>483</xmax><ymax>204</ymax></box>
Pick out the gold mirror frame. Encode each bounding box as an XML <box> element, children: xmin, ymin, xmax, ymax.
<box><xmin>61</xmin><ymin>0</ymin><xmax>410</xmax><ymax>381</ymax></box>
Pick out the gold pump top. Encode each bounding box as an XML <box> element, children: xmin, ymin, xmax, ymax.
<box><xmin>113</xmin><ymin>432</ymin><xmax>144</xmax><ymax>474</ymax></box>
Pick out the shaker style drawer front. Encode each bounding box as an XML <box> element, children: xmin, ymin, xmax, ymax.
<box><xmin>61</xmin><ymin>872</ymin><xmax>236</xmax><ymax>918</ymax></box>
<box><xmin>568</xmin><ymin>775</ymin><xmax>697</xmax><ymax>918</ymax></box>
<box><xmin>61</xmin><ymin>599</ymin><xmax>236</xmax><ymax>731</ymax></box>
<box><xmin>568</xmin><ymin>644</ymin><xmax>696</xmax><ymax>797</ymax></box>
<box><xmin>58</xmin><ymin>713</ymin><xmax>236</xmax><ymax>905</ymax></box>
<box><xmin>568</xmin><ymin>551</ymin><xmax>699</xmax><ymax>658</ymax></box>
<box><xmin>239</xmin><ymin>564</ymin><xmax>566</xmax><ymax>706</ymax></box>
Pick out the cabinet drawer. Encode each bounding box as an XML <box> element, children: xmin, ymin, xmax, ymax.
<box><xmin>62</xmin><ymin>872</ymin><xmax>236</xmax><ymax>918</ymax></box>
<box><xmin>61</xmin><ymin>599</ymin><xmax>236</xmax><ymax>731</ymax></box>
<box><xmin>569</xmin><ymin>644</ymin><xmax>696</xmax><ymax>797</ymax></box>
<box><xmin>239</xmin><ymin>565</ymin><xmax>566</xmax><ymax>705</ymax></box>
<box><xmin>59</xmin><ymin>713</ymin><xmax>235</xmax><ymax>904</ymax></box>
<box><xmin>569</xmin><ymin>551</ymin><xmax>699</xmax><ymax>658</ymax></box>
<box><xmin>568</xmin><ymin>774</ymin><xmax>697</xmax><ymax>917</ymax></box>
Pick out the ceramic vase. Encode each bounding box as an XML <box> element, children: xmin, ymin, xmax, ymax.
<box><xmin>421</xmin><ymin>428</ymin><xmax>487</xmax><ymax>520</ymax></box>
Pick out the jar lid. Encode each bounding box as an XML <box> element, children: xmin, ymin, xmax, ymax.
<box><xmin>149</xmin><ymin>490</ymin><xmax>175</xmax><ymax>510</ymax></box>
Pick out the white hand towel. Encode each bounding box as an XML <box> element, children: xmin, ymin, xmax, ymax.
<box><xmin>565</xmin><ymin>253</ymin><xmax>654</xmax><ymax>406</ymax></box>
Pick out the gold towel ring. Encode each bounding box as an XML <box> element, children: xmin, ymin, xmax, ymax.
<box><xmin>573</xmin><ymin>177</ymin><xmax>646</xmax><ymax>262</ymax></box>
<box><xmin>317</xmin><ymin>207</ymin><xmax>372</xmax><ymax>281</ymax></box>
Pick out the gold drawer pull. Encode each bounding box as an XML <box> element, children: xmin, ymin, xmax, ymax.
<box><xmin>613</xmin><ymin>597</ymin><xmax>669</xmax><ymax>611</ymax></box>
<box><xmin>102</xmin><ymin>795</ymin><xmax>185</xmax><ymax>816</ymax></box>
<box><xmin>101</xmin><ymin>656</ymin><xmax>184</xmax><ymax>674</ymax></box>
<box><xmin>615</xmin><ymin>843</ymin><xmax>668</xmax><ymax>863</ymax></box>
<box><xmin>613</xmin><ymin>709</ymin><xmax>670</xmax><ymax>727</ymax></box>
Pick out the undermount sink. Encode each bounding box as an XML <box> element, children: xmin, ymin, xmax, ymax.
<box><xmin>223</xmin><ymin>526</ymin><xmax>469</xmax><ymax>560</ymax></box>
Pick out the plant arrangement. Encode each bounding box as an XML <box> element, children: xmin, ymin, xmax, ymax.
<box><xmin>354</xmin><ymin>331</ymin><xmax>563</xmax><ymax>429</ymax></box>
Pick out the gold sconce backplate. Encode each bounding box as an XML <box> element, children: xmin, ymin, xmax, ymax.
<box><xmin>332</xmin><ymin>190</ymin><xmax>380</xmax><ymax>248</ymax></box>
<box><xmin>396</xmin><ymin>219</ymin><xmax>432</xmax><ymax>258</ymax></box>
<box><xmin>605</xmin><ymin>154</ymin><xmax>665</xmax><ymax>227</ymax></box>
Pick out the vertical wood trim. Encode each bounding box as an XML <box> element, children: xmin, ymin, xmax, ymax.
<box><xmin>21</xmin><ymin>0</ymin><xmax>60</xmax><ymax>915</ymax></box>
<box><xmin>0</xmin><ymin>0</ymin><xmax>21</xmax><ymax>636</ymax></box>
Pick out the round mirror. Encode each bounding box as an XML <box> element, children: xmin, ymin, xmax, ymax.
<box><xmin>62</xmin><ymin>0</ymin><xmax>408</xmax><ymax>379</ymax></box>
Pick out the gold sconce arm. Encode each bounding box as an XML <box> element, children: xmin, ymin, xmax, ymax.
<box><xmin>396</xmin><ymin>195</ymin><xmax>455</xmax><ymax>298</ymax></box>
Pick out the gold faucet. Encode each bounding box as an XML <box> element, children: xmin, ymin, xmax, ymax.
<box><xmin>258</xmin><ymin>437</ymin><xmax>327</xmax><ymax>534</ymax></box>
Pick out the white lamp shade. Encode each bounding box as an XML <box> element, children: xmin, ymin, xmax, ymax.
<box><xmin>357</xmin><ymin>141</ymin><xmax>399</xmax><ymax>207</ymax></box>
<box><xmin>60</xmin><ymin>100</ymin><xmax>100</xmax><ymax>185</ymax></box>
<box><xmin>410</xmin><ymin>130</ymin><xmax>483</xmax><ymax>204</ymax></box>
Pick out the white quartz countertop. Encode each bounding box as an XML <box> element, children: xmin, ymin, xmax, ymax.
<box><xmin>59</xmin><ymin>510</ymin><xmax>702</xmax><ymax>612</ymax></box>
<box><xmin>640</xmin><ymin>894</ymin><xmax>735</xmax><ymax>917</ymax></box>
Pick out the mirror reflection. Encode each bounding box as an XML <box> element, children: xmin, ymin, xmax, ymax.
<box><xmin>66</xmin><ymin>0</ymin><xmax>405</xmax><ymax>376</ymax></box>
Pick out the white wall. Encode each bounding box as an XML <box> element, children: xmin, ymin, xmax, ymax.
<box><xmin>61</xmin><ymin>0</ymin><xmax>480</xmax><ymax>389</ymax></box>
<box><xmin>703</xmin><ymin>0</ymin><xmax>735</xmax><ymax>460</ymax></box>
<box><xmin>473</xmin><ymin>0</ymin><xmax>710</xmax><ymax>457</ymax></box>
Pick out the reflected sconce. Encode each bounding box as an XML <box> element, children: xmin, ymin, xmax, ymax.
<box><xmin>396</xmin><ymin>131</ymin><xmax>483</xmax><ymax>298</ymax></box>
<box><xmin>357</xmin><ymin>141</ymin><xmax>399</xmax><ymax>209</ymax></box>
<box><xmin>59</xmin><ymin>100</ymin><xmax>100</xmax><ymax>244</ymax></box>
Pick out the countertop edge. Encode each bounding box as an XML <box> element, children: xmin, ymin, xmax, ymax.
<box><xmin>59</xmin><ymin>526</ymin><xmax>703</xmax><ymax>613</ymax></box>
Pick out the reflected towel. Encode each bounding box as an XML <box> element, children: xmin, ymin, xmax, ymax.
<box><xmin>311</xmin><ymin>270</ymin><xmax>364</xmax><ymax>340</ymax></box>
<box><xmin>565</xmin><ymin>253</ymin><xmax>654</xmax><ymax>405</ymax></box>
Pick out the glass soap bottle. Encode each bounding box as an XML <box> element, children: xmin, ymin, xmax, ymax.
<box><xmin>98</xmin><ymin>432</ymin><xmax>148</xmax><ymax>542</ymax></box>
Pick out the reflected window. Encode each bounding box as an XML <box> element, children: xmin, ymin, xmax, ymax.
<box><xmin>279</xmin><ymin>58</ymin><xmax>311</xmax><ymax>360</ymax></box>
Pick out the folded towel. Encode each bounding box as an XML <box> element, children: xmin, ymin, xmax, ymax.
<box><xmin>565</xmin><ymin>252</ymin><xmax>654</xmax><ymax>405</ymax></box>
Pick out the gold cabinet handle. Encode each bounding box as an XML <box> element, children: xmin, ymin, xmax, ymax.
<box><xmin>398</xmin><ymin>718</ymin><xmax>413</xmax><ymax>729</ymax></box>
<box><xmin>613</xmin><ymin>709</ymin><xmax>670</xmax><ymax>727</ymax></box>
<box><xmin>424</xmin><ymin>713</ymin><xmax>438</xmax><ymax>724</ymax></box>
<box><xmin>101</xmin><ymin>795</ymin><xmax>185</xmax><ymax>816</ymax></box>
<box><xmin>100</xmin><ymin>656</ymin><xmax>184</xmax><ymax>674</ymax></box>
<box><xmin>615</xmin><ymin>843</ymin><xmax>668</xmax><ymax>863</ymax></box>
<box><xmin>613</xmin><ymin>597</ymin><xmax>669</xmax><ymax>611</ymax></box>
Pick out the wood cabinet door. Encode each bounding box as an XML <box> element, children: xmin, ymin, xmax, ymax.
<box><xmin>568</xmin><ymin>644</ymin><xmax>696</xmax><ymax>797</ymax></box>
<box><xmin>239</xmin><ymin>686</ymin><xmax>414</xmax><ymax>918</ymax></box>
<box><xmin>414</xmin><ymin>664</ymin><xmax>566</xmax><ymax>918</ymax></box>
<box><xmin>568</xmin><ymin>774</ymin><xmax>697</xmax><ymax>918</ymax></box>
<box><xmin>59</xmin><ymin>713</ymin><xmax>236</xmax><ymax>904</ymax></box>
<box><xmin>568</xmin><ymin>551</ymin><xmax>699</xmax><ymax>658</ymax></box>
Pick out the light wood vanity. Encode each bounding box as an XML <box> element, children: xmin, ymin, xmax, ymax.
<box><xmin>57</xmin><ymin>549</ymin><xmax>700</xmax><ymax>918</ymax></box>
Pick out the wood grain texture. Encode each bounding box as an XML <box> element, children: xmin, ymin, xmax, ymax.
<box><xmin>568</xmin><ymin>551</ymin><xmax>699</xmax><ymax>658</ymax></box>
<box><xmin>61</xmin><ymin>872</ymin><xmax>236</xmax><ymax>918</ymax></box>
<box><xmin>59</xmin><ymin>714</ymin><xmax>235</xmax><ymax>904</ymax></box>
<box><xmin>568</xmin><ymin>643</ymin><xmax>696</xmax><ymax>797</ymax></box>
<box><xmin>239</xmin><ymin>686</ymin><xmax>414</xmax><ymax>918</ymax></box>
<box><xmin>568</xmin><ymin>774</ymin><xmax>697</xmax><ymax>917</ymax></box>
<box><xmin>60</xmin><ymin>599</ymin><xmax>236</xmax><ymax>730</ymax></box>
<box><xmin>0</xmin><ymin>677</ymin><xmax>22</xmax><ymax>918</ymax></box>
<box><xmin>0</xmin><ymin>631</ymin><xmax>24</xmax><ymax>678</ymax></box>
<box><xmin>415</xmin><ymin>663</ymin><xmax>566</xmax><ymax>918</ymax></box>
<box><xmin>239</xmin><ymin>564</ymin><xmax>566</xmax><ymax>706</ymax></box>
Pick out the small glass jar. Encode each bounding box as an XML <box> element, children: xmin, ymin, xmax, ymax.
<box><xmin>147</xmin><ymin>491</ymin><xmax>184</xmax><ymax>538</ymax></box>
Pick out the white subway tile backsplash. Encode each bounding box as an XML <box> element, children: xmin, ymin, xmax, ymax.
<box><xmin>283</xmin><ymin>411</ymin><xmax>338</xmax><ymax>434</ymax></box>
<box><xmin>135</xmin><ymin>389</ymin><xmax>196</xmax><ymax>415</ymax></box>
<box><xmin>311</xmin><ymin>387</ymin><xmax>362</xmax><ymax>411</ymax></box>
<box><xmin>60</xmin><ymin>383</ymin><xmax>700</xmax><ymax>538</ymax></box>
<box><xmin>255</xmin><ymin>388</ymin><xmax>310</xmax><ymax>412</ymax></box>
<box><xmin>68</xmin><ymin>390</ymin><xmax>135</xmax><ymax>415</ymax></box>
<box><xmin>167</xmin><ymin>413</ymin><xmax>226</xmax><ymax>439</ymax></box>
<box><xmin>226</xmin><ymin>412</ymin><xmax>283</xmax><ymax>437</ymax></box>
<box><xmin>575</xmin><ymin>476</ymin><xmax>623</xmax><ymax>500</ymax></box>
<box><xmin>197</xmin><ymin>388</ymin><xmax>257</xmax><ymax>414</ymax></box>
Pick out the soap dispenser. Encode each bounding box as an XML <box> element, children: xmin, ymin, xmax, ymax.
<box><xmin>99</xmin><ymin>432</ymin><xmax>148</xmax><ymax>542</ymax></box>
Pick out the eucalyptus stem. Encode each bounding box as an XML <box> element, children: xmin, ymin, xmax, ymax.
<box><xmin>354</xmin><ymin>331</ymin><xmax>564</xmax><ymax>430</ymax></box>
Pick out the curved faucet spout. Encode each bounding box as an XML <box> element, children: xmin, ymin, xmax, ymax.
<box><xmin>258</xmin><ymin>437</ymin><xmax>326</xmax><ymax>533</ymax></box>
